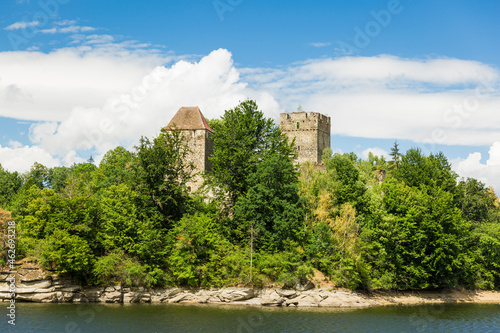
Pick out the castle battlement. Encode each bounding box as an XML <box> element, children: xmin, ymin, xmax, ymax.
<box><xmin>279</xmin><ymin>111</ymin><xmax>331</xmax><ymax>164</ymax></box>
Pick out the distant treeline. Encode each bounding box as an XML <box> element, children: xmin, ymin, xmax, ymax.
<box><xmin>1</xmin><ymin>100</ymin><xmax>499</xmax><ymax>290</ymax></box>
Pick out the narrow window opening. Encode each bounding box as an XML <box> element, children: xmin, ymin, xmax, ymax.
<box><xmin>296</xmin><ymin>122</ymin><xmax>300</xmax><ymax>129</ymax></box>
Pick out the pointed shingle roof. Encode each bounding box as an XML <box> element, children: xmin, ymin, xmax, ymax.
<box><xmin>164</xmin><ymin>106</ymin><xmax>213</xmax><ymax>132</ymax></box>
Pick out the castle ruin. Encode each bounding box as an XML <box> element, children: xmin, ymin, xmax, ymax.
<box><xmin>163</xmin><ymin>106</ymin><xmax>214</xmax><ymax>192</ymax></box>
<box><xmin>164</xmin><ymin>107</ymin><xmax>331</xmax><ymax>192</ymax></box>
<box><xmin>280</xmin><ymin>112</ymin><xmax>331</xmax><ymax>164</ymax></box>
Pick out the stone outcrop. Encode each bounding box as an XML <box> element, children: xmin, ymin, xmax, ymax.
<box><xmin>0</xmin><ymin>261</ymin><xmax>378</xmax><ymax>307</ymax></box>
<box><xmin>0</xmin><ymin>265</ymin><xmax>376</xmax><ymax>307</ymax></box>
<box><xmin>3</xmin><ymin>260</ymin><xmax>497</xmax><ymax>307</ymax></box>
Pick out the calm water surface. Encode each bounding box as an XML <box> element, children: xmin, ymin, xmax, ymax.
<box><xmin>1</xmin><ymin>302</ymin><xmax>500</xmax><ymax>332</ymax></box>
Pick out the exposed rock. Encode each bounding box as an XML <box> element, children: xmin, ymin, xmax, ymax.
<box><xmin>318</xmin><ymin>297</ymin><xmax>342</xmax><ymax>307</ymax></box>
<box><xmin>56</xmin><ymin>291</ymin><xmax>75</xmax><ymax>303</ymax></box>
<box><xmin>276</xmin><ymin>289</ymin><xmax>297</xmax><ymax>298</ymax></box>
<box><xmin>16</xmin><ymin>292</ymin><xmax>58</xmax><ymax>303</ymax></box>
<box><xmin>295</xmin><ymin>280</ymin><xmax>315</xmax><ymax>291</ymax></box>
<box><xmin>261</xmin><ymin>296</ymin><xmax>286</xmax><ymax>306</ymax></box>
<box><xmin>82</xmin><ymin>288</ymin><xmax>103</xmax><ymax>302</ymax></box>
<box><xmin>294</xmin><ymin>294</ymin><xmax>319</xmax><ymax>307</ymax></box>
<box><xmin>102</xmin><ymin>291</ymin><xmax>122</xmax><ymax>303</ymax></box>
<box><xmin>164</xmin><ymin>288</ymin><xmax>184</xmax><ymax>298</ymax></box>
<box><xmin>17</xmin><ymin>287</ymin><xmax>55</xmax><ymax>294</ymax></box>
<box><xmin>59</xmin><ymin>286</ymin><xmax>82</xmax><ymax>293</ymax></box>
<box><xmin>123</xmin><ymin>291</ymin><xmax>151</xmax><ymax>303</ymax></box>
<box><xmin>17</xmin><ymin>280</ymin><xmax>52</xmax><ymax>290</ymax></box>
<box><xmin>0</xmin><ymin>283</ymin><xmax>11</xmax><ymax>293</ymax></box>
<box><xmin>0</xmin><ymin>272</ymin><xmax>11</xmax><ymax>282</ymax></box>
<box><xmin>168</xmin><ymin>293</ymin><xmax>192</xmax><ymax>303</ymax></box>
<box><xmin>72</xmin><ymin>293</ymin><xmax>89</xmax><ymax>303</ymax></box>
<box><xmin>219</xmin><ymin>288</ymin><xmax>254</xmax><ymax>302</ymax></box>
<box><xmin>19</xmin><ymin>270</ymin><xmax>46</xmax><ymax>282</ymax></box>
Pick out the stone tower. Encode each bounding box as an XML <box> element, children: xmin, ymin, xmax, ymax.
<box><xmin>280</xmin><ymin>111</ymin><xmax>331</xmax><ymax>164</ymax></box>
<box><xmin>163</xmin><ymin>106</ymin><xmax>214</xmax><ymax>192</ymax></box>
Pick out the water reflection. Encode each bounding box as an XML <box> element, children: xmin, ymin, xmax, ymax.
<box><xmin>1</xmin><ymin>302</ymin><xmax>499</xmax><ymax>333</ymax></box>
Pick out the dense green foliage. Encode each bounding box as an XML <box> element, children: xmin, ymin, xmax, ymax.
<box><xmin>1</xmin><ymin>100</ymin><xmax>500</xmax><ymax>291</ymax></box>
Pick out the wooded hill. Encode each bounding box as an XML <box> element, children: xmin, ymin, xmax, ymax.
<box><xmin>1</xmin><ymin>100</ymin><xmax>499</xmax><ymax>291</ymax></box>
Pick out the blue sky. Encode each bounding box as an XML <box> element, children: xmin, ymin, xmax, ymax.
<box><xmin>1</xmin><ymin>0</ymin><xmax>500</xmax><ymax>191</ymax></box>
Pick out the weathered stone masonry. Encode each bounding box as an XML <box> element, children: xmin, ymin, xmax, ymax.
<box><xmin>280</xmin><ymin>112</ymin><xmax>331</xmax><ymax>164</ymax></box>
<box><xmin>163</xmin><ymin>106</ymin><xmax>214</xmax><ymax>192</ymax></box>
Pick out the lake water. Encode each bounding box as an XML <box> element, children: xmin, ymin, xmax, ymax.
<box><xmin>1</xmin><ymin>302</ymin><xmax>500</xmax><ymax>332</ymax></box>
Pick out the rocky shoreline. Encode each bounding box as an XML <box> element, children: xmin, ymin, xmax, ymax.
<box><xmin>2</xmin><ymin>260</ymin><xmax>500</xmax><ymax>307</ymax></box>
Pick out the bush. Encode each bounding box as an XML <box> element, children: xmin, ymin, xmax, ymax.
<box><xmin>92</xmin><ymin>250</ymin><xmax>146</xmax><ymax>286</ymax></box>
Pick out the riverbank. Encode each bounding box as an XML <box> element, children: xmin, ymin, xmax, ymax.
<box><xmin>2</xmin><ymin>260</ymin><xmax>500</xmax><ymax>307</ymax></box>
<box><xmin>2</xmin><ymin>276</ymin><xmax>500</xmax><ymax>307</ymax></box>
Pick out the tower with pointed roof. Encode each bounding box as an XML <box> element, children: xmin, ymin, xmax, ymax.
<box><xmin>164</xmin><ymin>106</ymin><xmax>214</xmax><ymax>192</ymax></box>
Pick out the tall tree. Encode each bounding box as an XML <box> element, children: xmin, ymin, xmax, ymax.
<box><xmin>388</xmin><ymin>141</ymin><xmax>401</xmax><ymax>170</ymax></box>
<box><xmin>22</xmin><ymin>162</ymin><xmax>49</xmax><ymax>190</ymax></box>
<box><xmin>135</xmin><ymin>129</ymin><xmax>193</xmax><ymax>225</ymax></box>
<box><xmin>234</xmin><ymin>154</ymin><xmax>305</xmax><ymax>249</ymax></box>
<box><xmin>98</xmin><ymin>146</ymin><xmax>135</xmax><ymax>188</ymax></box>
<box><xmin>0</xmin><ymin>165</ymin><xmax>22</xmax><ymax>208</ymax></box>
<box><xmin>393</xmin><ymin>148</ymin><xmax>457</xmax><ymax>193</ymax></box>
<box><xmin>455</xmin><ymin>178</ymin><xmax>496</xmax><ymax>224</ymax></box>
<box><xmin>209</xmin><ymin>99</ymin><xmax>295</xmax><ymax>207</ymax></box>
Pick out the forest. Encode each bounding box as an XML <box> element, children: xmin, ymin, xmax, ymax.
<box><xmin>1</xmin><ymin>99</ymin><xmax>499</xmax><ymax>291</ymax></box>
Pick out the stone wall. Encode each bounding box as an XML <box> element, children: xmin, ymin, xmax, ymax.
<box><xmin>182</xmin><ymin>129</ymin><xmax>213</xmax><ymax>192</ymax></box>
<box><xmin>280</xmin><ymin>112</ymin><xmax>331</xmax><ymax>164</ymax></box>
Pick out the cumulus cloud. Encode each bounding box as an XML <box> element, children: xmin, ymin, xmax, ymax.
<box><xmin>0</xmin><ymin>46</ymin><xmax>165</xmax><ymax>121</ymax></box>
<box><xmin>452</xmin><ymin>142</ymin><xmax>500</xmax><ymax>194</ymax></box>
<box><xmin>242</xmin><ymin>55</ymin><xmax>500</xmax><ymax>146</ymax></box>
<box><xmin>8</xmin><ymin>140</ymin><xmax>22</xmax><ymax>148</ymax></box>
<box><xmin>7</xmin><ymin>48</ymin><xmax>279</xmax><ymax>165</ymax></box>
<box><xmin>0</xmin><ymin>145</ymin><xmax>60</xmax><ymax>173</ymax></box>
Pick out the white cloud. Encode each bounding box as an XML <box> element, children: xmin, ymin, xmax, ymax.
<box><xmin>38</xmin><ymin>28</ymin><xmax>57</xmax><ymax>34</ymax></box>
<box><xmin>5</xmin><ymin>48</ymin><xmax>278</xmax><ymax>162</ymax></box>
<box><xmin>361</xmin><ymin>147</ymin><xmax>389</xmax><ymax>160</ymax></box>
<box><xmin>39</xmin><ymin>25</ymin><xmax>96</xmax><ymax>34</ymax></box>
<box><xmin>0</xmin><ymin>46</ymin><xmax>166</xmax><ymax>121</ymax></box>
<box><xmin>55</xmin><ymin>20</ymin><xmax>77</xmax><ymax>26</ymax></box>
<box><xmin>452</xmin><ymin>143</ymin><xmax>500</xmax><ymax>194</ymax></box>
<box><xmin>4</xmin><ymin>21</ymin><xmax>39</xmax><ymax>31</ymax></box>
<box><xmin>85</xmin><ymin>34</ymin><xmax>115</xmax><ymax>44</ymax></box>
<box><xmin>242</xmin><ymin>55</ymin><xmax>500</xmax><ymax>146</ymax></box>
<box><xmin>311</xmin><ymin>42</ymin><xmax>331</xmax><ymax>48</ymax></box>
<box><xmin>29</xmin><ymin>122</ymin><xmax>58</xmax><ymax>144</ymax></box>
<box><xmin>0</xmin><ymin>145</ymin><xmax>60</xmax><ymax>173</ymax></box>
<box><xmin>8</xmin><ymin>140</ymin><xmax>22</xmax><ymax>149</ymax></box>
<box><xmin>486</xmin><ymin>142</ymin><xmax>500</xmax><ymax>166</ymax></box>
